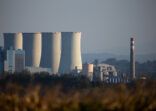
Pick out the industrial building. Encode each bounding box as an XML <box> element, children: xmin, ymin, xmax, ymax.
<box><xmin>5</xmin><ymin>47</ymin><xmax>25</xmax><ymax>73</ymax></box>
<box><xmin>3</xmin><ymin>32</ymin><xmax>83</xmax><ymax>74</ymax></box>
<box><xmin>82</xmin><ymin>63</ymin><xmax>118</xmax><ymax>82</ymax></box>
<box><xmin>93</xmin><ymin>64</ymin><xmax>117</xmax><ymax>82</ymax></box>
<box><xmin>1</xmin><ymin>32</ymin><xmax>137</xmax><ymax>83</ymax></box>
<box><xmin>6</xmin><ymin>32</ymin><xmax>43</xmax><ymax>68</ymax></box>
<box><xmin>82</xmin><ymin>63</ymin><xmax>94</xmax><ymax>81</ymax></box>
<box><xmin>14</xmin><ymin>49</ymin><xmax>25</xmax><ymax>72</ymax></box>
<box><xmin>6</xmin><ymin>47</ymin><xmax>15</xmax><ymax>73</ymax></box>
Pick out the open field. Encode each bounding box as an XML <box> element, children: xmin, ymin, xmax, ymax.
<box><xmin>0</xmin><ymin>73</ymin><xmax>156</xmax><ymax>111</ymax></box>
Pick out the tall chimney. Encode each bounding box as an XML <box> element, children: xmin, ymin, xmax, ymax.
<box><xmin>130</xmin><ymin>37</ymin><xmax>136</xmax><ymax>79</ymax></box>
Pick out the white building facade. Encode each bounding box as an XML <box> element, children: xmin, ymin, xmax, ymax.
<box><xmin>15</xmin><ymin>49</ymin><xmax>25</xmax><ymax>72</ymax></box>
<box><xmin>94</xmin><ymin>64</ymin><xmax>117</xmax><ymax>82</ymax></box>
<box><xmin>6</xmin><ymin>48</ymin><xmax>25</xmax><ymax>73</ymax></box>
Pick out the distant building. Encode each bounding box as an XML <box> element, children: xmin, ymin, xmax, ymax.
<box><xmin>93</xmin><ymin>64</ymin><xmax>117</xmax><ymax>82</ymax></box>
<box><xmin>82</xmin><ymin>63</ymin><xmax>94</xmax><ymax>81</ymax></box>
<box><xmin>6</xmin><ymin>47</ymin><xmax>25</xmax><ymax>73</ymax></box>
<box><xmin>15</xmin><ymin>49</ymin><xmax>25</xmax><ymax>72</ymax></box>
<box><xmin>0</xmin><ymin>47</ymin><xmax>5</xmax><ymax>74</ymax></box>
<box><xmin>6</xmin><ymin>47</ymin><xmax>15</xmax><ymax>73</ymax></box>
<box><xmin>25</xmin><ymin>66</ymin><xmax>51</xmax><ymax>74</ymax></box>
<box><xmin>4</xmin><ymin>32</ymin><xmax>83</xmax><ymax>73</ymax></box>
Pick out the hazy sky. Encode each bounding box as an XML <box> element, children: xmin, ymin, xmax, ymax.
<box><xmin>0</xmin><ymin>0</ymin><xmax>156</xmax><ymax>55</ymax></box>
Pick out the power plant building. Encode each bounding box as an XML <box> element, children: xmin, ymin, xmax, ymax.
<box><xmin>82</xmin><ymin>63</ymin><xmax>94</xmax><ymax>81</ymax></box>
<box><xmin>94</xmin><ymin>64</ymin><xmax>117</xmax><ymax>82</ymax></box>
<box><xmin>15</xmin><ymin>49</ymin><xmax>25</xmax><ymax>72</ymax></box>
<box><xmin>59</xmin><ymin>32</ymin><xmax>82</xmax><ymax>74</ymax></box>
<box><xmin>6</xmin><ymin>47</ymin><xmax>15</xmax><ymax>73</ymax></box>
<box><xmin>6</xmin><ymin>48</ymin><xmax>25</xmax><ymax>73</ymax></box>
<box><xmin>3</xmin><ymin>32</ymin><xmax>83</xmax><ymax>75</ymax></box>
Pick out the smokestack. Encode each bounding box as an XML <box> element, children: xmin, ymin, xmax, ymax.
<box><xmin>130</xmin><ymin>37</ymin><xmax>136</xmax><ymax>79</ymax></box>
<box><xmin>32</xmin><ymin>32</ymin><xmax>42</xmax><ymax>67</ymax></box>
<box><xmin>59</xmin><ymin>32</ymin><xmax>82</xmax><ymax>74</ymax></box>
<box><xmin>51</xmin><ymin>32</ymin><xmax>61</xmax><ymax>74</ymax></box>
<box><xmin>14</xmin><ymin>32</ymin><xmax>23</xmax><ymax>50</ymax></box>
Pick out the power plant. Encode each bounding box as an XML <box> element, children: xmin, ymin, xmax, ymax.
<box><xmin>130</xmin><ymin>37</ymin><xmax>136</xmax><ymax>79</ymax></box>
<box><xmin>59</xmin><ymin>32</ymin><xmax>82</xmax><ymax>74</ymax></box>
<box><xmin>14</xmin><ymin>32</ymin><xmax>23</xmax><ymax>50</ymax></box>
<box><xmin>51</xmin><ymin>32</ymin><xmax>61</xmax><ymax>74</ymax></box>
<box><xmin>2</xmin><ymin>32</ymin><xmax>141</xmax><ymax>83</ymax></box>
<box><xmin>32</xmin><ymin>32</ymin><xmax>42</xmax><ymax>67</ymax></box>
<box><xmin>3</xmin><ymin>32</ymin><xmax>83</xmax><ymax>73</ymax></box>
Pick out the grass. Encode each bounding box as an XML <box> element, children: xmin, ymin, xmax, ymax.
<box><xmin>0</xmin><ymin>74</ymin><xmax>155</xmax><ymax>111</ymax></box>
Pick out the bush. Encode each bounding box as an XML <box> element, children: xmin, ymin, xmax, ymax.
<box><xmin>0</xmin><ymin>73</ymin><xmax>155</xmax><ymax>111</ymax></box>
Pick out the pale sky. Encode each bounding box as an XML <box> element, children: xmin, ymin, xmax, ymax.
<box><xmin>0</xmin><ymin>0</ymin><xmax>156</xmax><ymax>55</ymax></box>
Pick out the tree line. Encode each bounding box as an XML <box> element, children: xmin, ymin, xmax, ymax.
<box><xmin>101</xmin><ymin>58</ymin><xmax>156</xmax><ymax>78</ymax></box>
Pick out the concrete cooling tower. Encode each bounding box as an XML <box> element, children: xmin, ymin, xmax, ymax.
<box><xmin>51</xmin><ymin>32</ymin><xmax>61</xmax><ymax>74</ymax></box>
<box><xmin>3</xmin><ymin>33</ymin><xmax>14</xmax><ymax>50</ymax></box>
<box><xmin>0</xmin><ymin>33</ymin><xmax>4</xmax><ymax>47</ymax></box>
<box><xmin>14</xmin><ymin>32</ymin><xmax>23</xmax><ymax>50</ymax></box>
<box><xmin>59</xmin><ymin>32</ymin><xmax>82</xmax><ymax>74</ymax></box>
<box><xmin>32</xmin><ymin>32</ymin><xmax>42</xmax><ymax>67</ymax></box>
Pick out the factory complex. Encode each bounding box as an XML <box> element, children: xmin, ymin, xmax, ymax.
<box><xmin>0</xmin><ymin>32</ymin><xmax>135</xmax><ymax>82</ymax></box>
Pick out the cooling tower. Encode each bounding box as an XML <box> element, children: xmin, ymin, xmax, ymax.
<box><xmin>14</xmin><ymin>32</ymin><xmax>23</xmax><ymax>50</ymax></box>
<box><xmin>59</xmin><ymin>32</ymin><xmax>82</xmax><ymax>74</ymax></box>
<box><xmin>32</xmin><ymin>32</ymin><xmax>42</xmax><ymax>67</ymax></box>
<box><xmin>51</xmin><ymin>32</ymin><xmax>61</xmax><ymax>74</ymax></box>
<box><xmin>0</xmin><ymin>33</ymin><xmax>4</xmax><ymax>47</ymax></box>
<box><xmin>3</xmin><ymin>33</ymin><xmax>14</xmax><ymax>50</ymax></box>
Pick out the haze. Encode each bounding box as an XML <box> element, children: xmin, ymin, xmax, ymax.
<box><xmin>0</xmin><ymin>0</ymin><xmax>156</xmax><ymax>55</ymax></box>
